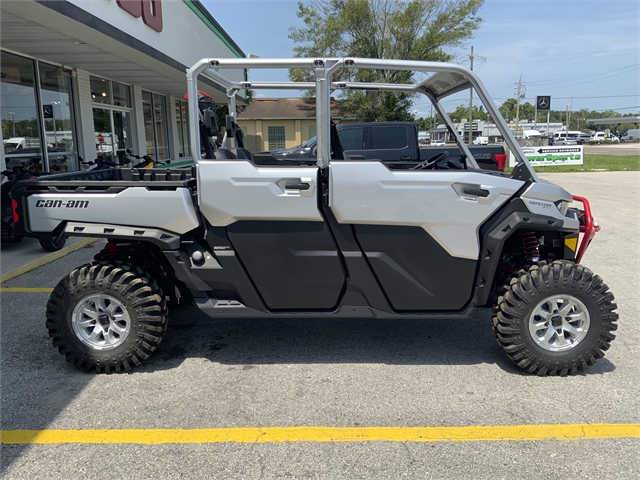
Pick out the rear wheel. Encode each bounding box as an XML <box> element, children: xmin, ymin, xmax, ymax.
<box><xmin>39</xmin><ymin>234</ymin><xmax>67</xmax><ymax>252</ymax></box>
<box><xmin>46</xmin><ymin>263</ymin><xmax>167</xmax><ymax>373</ymax></box>
<box><xmin>493</xmin><ymin>260</ymin><xmax>618</xmax><ymax>376</ymax></box>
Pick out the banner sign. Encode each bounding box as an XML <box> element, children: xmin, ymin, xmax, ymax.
<box><xmin>510</xmin><ymin>146</ymin><xmax>584</xmax><ymax>167</ymax></box>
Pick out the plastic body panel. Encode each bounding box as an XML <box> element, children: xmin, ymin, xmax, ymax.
<box><xmin>329</xmin><ymin>162</ymin><xmax>524</xmax><ymax>259</ymax></box>
<box><xmin>353</xmin><ymin>225</ymin><xmax>476</xmax><ymax>310</ymax></box>
<box><xmin>197</xmin><ymin>160</ymin><xmax>322</xmax><ymax>227</ymax></box>
<box><xmin>226</xmin><ymin>221</ymin><xmax>346</xmax><ymax>310</ymax></box>
<box><xmin>26</xmin><ymin>187</ymin><xmax>199</xmax><ymax>234</ymax></box>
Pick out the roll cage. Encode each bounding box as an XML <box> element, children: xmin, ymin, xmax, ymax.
<box><xmin>186</xmin><ymin>57</ymin><xmax>539</xmax><ymax>181</ymax></box>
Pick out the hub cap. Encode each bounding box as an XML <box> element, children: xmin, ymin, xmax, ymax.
<box><xmin>528</xmin><ymin>294</ymin><xmax>590</xmax><ymax>352</ymax></box>
<box><xmin>72</xmin><ymin>294</ymin><xmax>131</xmax><ymax>351</ymax></box>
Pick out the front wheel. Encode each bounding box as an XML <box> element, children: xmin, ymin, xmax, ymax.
<box><xmin>46</xmin><ymin>263</ymin><xmax>167</xmax><ymax>373</ymax></box>
<box><xmin>39</xmin><ymin>234</ymin><xmax>67</xmax><ymax>252</ymax></box>
<box><xmin>493</xmin><ymin>260</ymin><xmax>618</xmax><ymax>376</ymax></box>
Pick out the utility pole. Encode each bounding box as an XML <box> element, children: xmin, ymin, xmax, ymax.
<box><xmin>566</xmin><ymin>98</ymin><xmax>573</xmax><ymax>129</ymax></box>
<box><xmin>468</xmin><ymin>46</ymin><xmax>474</xmax><ymax>145</ymax></box>
<box><xmin>9</xmin><ymin>112</ymin><xmax>16</xmax><ymax>137</ymax></box>
<box><xmin>514</xmin><ymin>75</ymin><xmax>523</xmax><ymax>139</ymax></box>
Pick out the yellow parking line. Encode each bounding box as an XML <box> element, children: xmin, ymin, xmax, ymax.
<box><xmin>2</xmin><ymin>424</ymin><xmax>638</xmax><ymax>445</ymax></box>
<box><xmin>0</xmin><ymin>237</ymin><xmax>98</xmax><ymax>284</ymax></box>
<box><xmin>0</xmin><ymin>287</ymin><xmax>53</xmax><ymax>292</ymax></box>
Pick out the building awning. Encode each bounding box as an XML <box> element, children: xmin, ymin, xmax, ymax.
<box><xmin>1</xmin><ymin>0</ymin><xmax>246</xmax><ymax>103</ymax></box>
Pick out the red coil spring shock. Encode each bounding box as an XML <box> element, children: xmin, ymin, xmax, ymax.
<box><xmin>520</xmin><ymin>231</ymin><xmax>540</xmax><ymax>262</ymax></box>
<box><xmin>104</xmin><ymin>241</ymin><xmax>119</xmax><ymax>258</ymax></box>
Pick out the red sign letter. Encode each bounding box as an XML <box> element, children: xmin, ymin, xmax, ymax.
<box><xmin>142</xmin><ymin>0</ymin><xmax>163</xmax><ymax>32</ymax></box>
<box><xmin>116</xmin><ymin>0</ymin><xmax>142</xmax><ymax>18</ymax></box>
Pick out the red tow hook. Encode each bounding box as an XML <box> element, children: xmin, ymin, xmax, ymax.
<box><xmin>11</xmin><ymin>198</ymin><xmax>19</xmax><ymax>223</ymax></box>
<box><xmin>572</xmin><ymin>195</ymin><xmax>600</xmax><ymax>264</ymax></box>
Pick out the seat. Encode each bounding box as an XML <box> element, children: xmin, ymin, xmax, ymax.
<box><xmin>232</xmin><ymin>147</ymin><xmax>254</xmax><ymax>161</ymax></box>
<box><xmin>212</xmin><ymin>148</ymin><xmax>237</xmax><ymax>160</ymax></box>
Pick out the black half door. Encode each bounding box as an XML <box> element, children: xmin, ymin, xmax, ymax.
<box><xmin>226</xmin><ymin>220</ymin><xmax>345</xmax><ymax>311</ymax></box>
<box><xmin>352</xmin><ymin>224</ymin><xmax>476</xmax><ymax>311</ymax></box>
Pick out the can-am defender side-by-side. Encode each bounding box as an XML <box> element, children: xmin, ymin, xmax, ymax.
<box><xmin>12</xmin><ymin>58</ymin><xmax>617</xmax><ymax>375</ymax></box>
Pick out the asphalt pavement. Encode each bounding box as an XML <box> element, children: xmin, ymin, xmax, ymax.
<box><xmin>584</xmin><ymin>143</ymin><xmax>640</xmax><ymax>156</ymax></box>
<box><xmin>0</xmin><ymin>171</ymin><xmax>638</xmax><ymax>479</ymax></box>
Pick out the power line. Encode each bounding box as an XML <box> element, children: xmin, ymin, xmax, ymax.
<box><xmin>485</xmin><ymin>48</ymin><xmax>639</xmax><ymax>62</ymax></box>
<box><xmin>525</xmin><ymin>64</ymin><xmax>639</xmax><ymax>86</ymax></box>
<box><xmin>491</xmin><ymin>94</ymin><xmax>639</xmax><ymax>100</ymax></box>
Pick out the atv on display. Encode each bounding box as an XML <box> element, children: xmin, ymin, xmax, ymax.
<box><xmin>12</xmin><ymin>57</ymin><xmax>617</xmax><ymax>375</ymax></box>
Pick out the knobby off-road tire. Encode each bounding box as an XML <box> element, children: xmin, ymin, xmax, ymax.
<box><xmin>493</xmin><ymin>260</ymin><xmax>618</xmax><ymax>376</ymax></box>
<box><xmin>46</xmin><ymin>263</ymin><xmax>167</xmax><ymax>373</ymax></box>
<box><xmin>38</xmin><ymin>234</ymin><xmax>67</xmax><ymax>252</ymax></box>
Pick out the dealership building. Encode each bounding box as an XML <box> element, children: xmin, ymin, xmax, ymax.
<box><xmin>1</xmin><ymin>0</ymin><xmax>246</xmax><ymax>173</ymax></box>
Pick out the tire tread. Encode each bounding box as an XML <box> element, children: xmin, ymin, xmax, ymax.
<box><xmin>492</xmin><ymin>260</ymin><xmax>618</xmax><ymax>376</ymax></box>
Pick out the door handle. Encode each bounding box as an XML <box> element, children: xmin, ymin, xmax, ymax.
<box><xmin>400</xmin><ymin>156</ymin><xmax>412</xmax><ymax>161</ymax></box>
<box><xmin>285</xmin><ymin>182</ymin><xmax>310</xmax><ymax>190</ymax></box>
<box><xmin>463</xmin><ymin>186</ymin><xmax>490</xmax><ymax>197</ymax></box>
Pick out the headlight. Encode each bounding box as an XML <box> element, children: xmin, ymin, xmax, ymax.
<box><xmin>555</xmin><ymin>200</ymin><xmax>569</xmax><ymax>216</ymax></box>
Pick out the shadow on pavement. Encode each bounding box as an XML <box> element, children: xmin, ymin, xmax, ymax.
<box><xmin>145</xmin><ymin>304</ymin><xmax>616</xmax><ymax>376</ymax></box>
<box><xmin>0</xmin><ymin>300</ymin><xmax>616</xmax><ymax>473</ymax></box>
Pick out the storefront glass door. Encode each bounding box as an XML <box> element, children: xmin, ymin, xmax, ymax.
<box><xmin>1</xmin><ymin>51</ymin><xmax>43</xmax><ymax>173</ymax></box>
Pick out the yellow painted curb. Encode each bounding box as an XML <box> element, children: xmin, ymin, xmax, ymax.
<box><xmin>1</xmin><ymin>424</ymin><xmax>638</xmax><ymax>445</ymax></box>
<box><xmin>0</xmin><ymin>238</ymin><xmax>98</xmax><ymax>284</ymax></box>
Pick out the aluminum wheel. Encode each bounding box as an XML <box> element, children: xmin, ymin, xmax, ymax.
<box><xmin>71</xmin><ymin>293</ymin><xmax>131</xmax><ymax>351</ymax></box>
<box><xmin>528</xmin><ymin>294</ymin><xmax>591</xmax><ymax>352</ymax></box>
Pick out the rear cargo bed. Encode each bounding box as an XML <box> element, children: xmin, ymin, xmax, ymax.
<box><xmin>11</xmin><ymin>167</ymin><xmax>200</xmax><ymax>238</ymax></box>
<box><xmin>12</xmin><ymin>166</ymin><xmax>197</xmax><ymax>194</ymax></box>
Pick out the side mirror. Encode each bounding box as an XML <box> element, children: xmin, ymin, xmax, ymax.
<box><xmin>203</xmin><ymin>109</ymin><xmax>218</xmax><ymax>137</ymax></box>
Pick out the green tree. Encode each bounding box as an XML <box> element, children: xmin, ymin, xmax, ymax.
<box><xmin>449</xmin><ymin>104</ymin><xmax>488</xmax><ymax>122</ymax></box>
<box><xmin>498</xmin><ymin>98</ymin><xmax>535</xmax><ymax>123</ymax></box>
<box><xmin>289</xmin><ymin>0</ymin><xmax>485</xmax><ymax>121</ymax></box>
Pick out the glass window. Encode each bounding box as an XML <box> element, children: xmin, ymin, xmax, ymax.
<box><xmin>90</xmin><ymin>77</ymin><xmax>132</xmax><ymax>165</ymax></box>
<box><xmin>142</xmin><ymin>91</ymin><xmax>155</xmax><ymax>158</ymax></box>
<box><xmin>175</xmin><ymin>99</ymin><xmax>191</xmax><ymax>157</ymax></box>
<box><xmin>308</xmin><ymin>125</ymin><xmax>317</xmax><ymax>141</ymax></box>
<box><xmin>371</xmin><ymin>126</ymin><xmax>407</xmax><ymax>149</ymax></box>
<box><xmin>1</xmin><ymin>51</ymin><xmax>44</xmax><ymax>172</ymax></box>
<box><xmin>113</xmin><ymin>111</ymin><xmax>132</xmax><ymax>164</ymax></box>
<box><xmin>93</xmin><ymin>108</ymin><xmax>113</xmax><ymax>163</ymax></box>
<box><xmin>39</xmin><ymin>62</ymin><xmax>77</xmax><ymax>172</ymax></box>
<box><xmin>268</xmin><ymin>125</ymin><xmax>286</xmax><ymax>150</ymax></box>
<box><xmin>154</xmin><ymin>94</ymin><xmax>168</xmax><ymax>160</ymax></box>
<box><xmin>90</xmin><ymin>76</ymin><xmax>111</xmax><ymax>104</ymax></box>
<box><xmin>142</xmin><ymin>90</ymin><xmax>169</xmax><ymax>160</ymax></box>
<box><xmin>112</xmin><ymin>82</ymin><xmax>131</xmax><ymax>108</ymax></box>
<box><xmin>338</xmin><ymin>128</ymin><xmax>364</xmax><ymax>151</ymax></box>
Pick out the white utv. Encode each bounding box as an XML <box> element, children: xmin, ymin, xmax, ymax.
<box><xmin>12</xmin><ymin>58</ymin><xmax>617</xmax><ymax>375</ymax></box>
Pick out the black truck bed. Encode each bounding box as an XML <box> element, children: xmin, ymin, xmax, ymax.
<box><xmin>12</xmin><ymin>167</ymin><xmax>197</xmax><ymax>194</ymax></box>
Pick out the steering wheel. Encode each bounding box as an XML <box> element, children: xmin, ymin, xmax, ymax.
<box><xmin>411</xmin><ymin>151</ymin><xmax>449</xmax><ymax>170</ymax></box>
<box><xmin>446</xmin><ymin>159</ymin><xmax>464</xmax><ymax>169</ymax></box>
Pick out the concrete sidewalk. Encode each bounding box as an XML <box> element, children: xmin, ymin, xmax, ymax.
<box><xmin>0</xmin><ymin>236</ymin><xmax>102</xmax><ymax>283</ymax></box>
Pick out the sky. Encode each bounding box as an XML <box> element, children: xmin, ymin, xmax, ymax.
<box><xmin>204</xmin><ymin>0</ymin><xmax>639</xmax><ymax>117</ymax></box>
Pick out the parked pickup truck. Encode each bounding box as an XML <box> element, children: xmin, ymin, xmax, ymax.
<box><xmin>255</xmin><ymin>122</ymin><xmax>506</xmax><ymax>171</ymax></box>
<box><xmin>12</xmin><ymin>57</ymin><xmax>616</xmax><ymax>377</ymax></box>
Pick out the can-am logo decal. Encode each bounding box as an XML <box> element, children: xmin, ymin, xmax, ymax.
<box><xmin>35</xmin><ymin>200</ymin><xmax>89</xmax><ymax>208</ymax></box>
<box><xmin>116</xmin><ymin>0</ymin><xmax>163</xmax><ymax>32</ymax></box>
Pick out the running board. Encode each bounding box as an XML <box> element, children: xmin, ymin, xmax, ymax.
<box><xmin>195</xmin><ymin>298</ymin><xmax>476</xmax><ymax>320</ymax></box>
